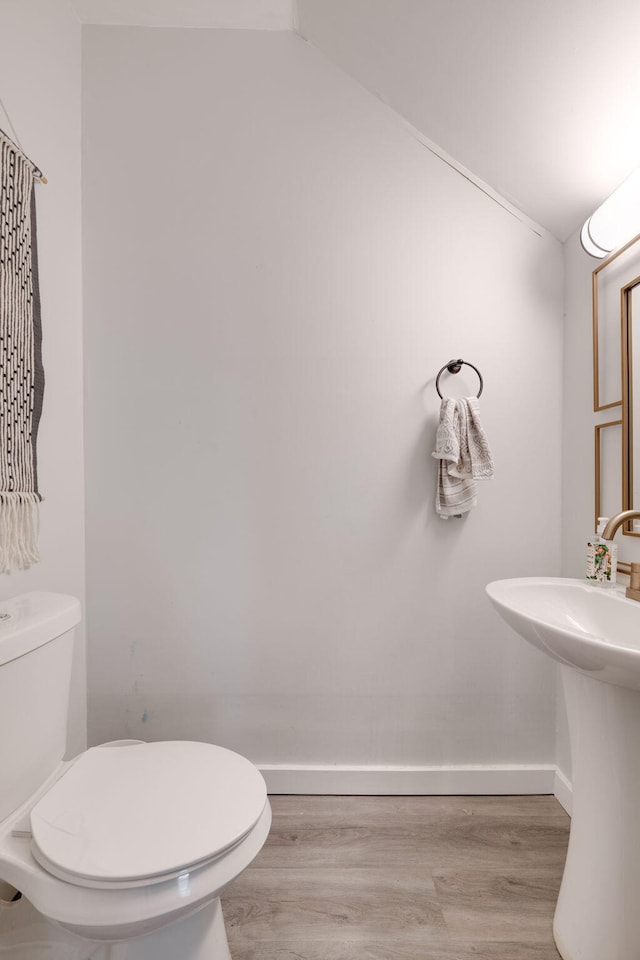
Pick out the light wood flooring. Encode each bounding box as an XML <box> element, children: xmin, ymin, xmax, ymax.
<box><xmin>222</xmin><ymin>795</ymin><xmax>569</xmax><ymax>960</ymax></box>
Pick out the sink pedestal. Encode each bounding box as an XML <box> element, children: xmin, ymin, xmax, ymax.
<box><xmin>485</xmin><ymin>578</ymin><xmax>640</xmax><ymax>959</ymax></box>
<box><xmin>555</xmin><ymin>666</ymin><xmax>640</xmax><ymax>960</ymax></box>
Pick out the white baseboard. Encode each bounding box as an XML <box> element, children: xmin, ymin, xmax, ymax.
<box><xmin>553</xmin><ymin>767</ymin><xmax>573</xmax><ymax>815</ymax></box>
<box><xmin>260</xmin><ymin>763</ymin><xmax>558</xmax><ymax>796</ymax></box>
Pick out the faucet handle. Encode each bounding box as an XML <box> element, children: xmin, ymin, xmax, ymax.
<box><xmin>626</xmin><ymin>562</ymin><xmax>640</xmax><ymax>601</ymax></box>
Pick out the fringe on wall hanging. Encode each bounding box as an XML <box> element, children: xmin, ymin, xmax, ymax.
<box><xmin>0</xmin><ymin>127</ymin><xmax>45</xmax><ymax>573</ymax></box>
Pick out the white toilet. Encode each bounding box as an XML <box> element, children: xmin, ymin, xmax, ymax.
<box><xmin>0</xmin><ymin>592</ymin><xmax>272</xmax><ymax>959</ymax></box>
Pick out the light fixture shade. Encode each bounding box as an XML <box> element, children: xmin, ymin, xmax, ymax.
<box><xmin>581</xmin><ymin>168</ymin><xmax>640</xmax><ymax>258</ymax></box>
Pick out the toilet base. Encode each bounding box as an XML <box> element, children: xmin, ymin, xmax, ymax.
<box><xmin>0</xmin><ymin>886</ymin><xmax>98</xmax><ymax>960</ymax></box>
<box><xmin>90</xmin><ymin>898</ymin><xmax>231</xmax><ymax>960</ymax></box>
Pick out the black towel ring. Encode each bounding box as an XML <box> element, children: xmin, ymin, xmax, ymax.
<box><xmin>435</xmin><ymin>359</ymin><xmax>484</xmax><ymax>399</ymax></box>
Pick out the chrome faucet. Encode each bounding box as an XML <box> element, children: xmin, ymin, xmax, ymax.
<box><xmin>600</xmin><ymin>511</ymin><xmax>640</xmax><ymax>601</ymax></box>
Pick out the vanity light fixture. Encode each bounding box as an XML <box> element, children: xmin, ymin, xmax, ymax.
<box><xmin>581</xmin><ymin>167</ymin><xmax>640</xmax><ymax>258</ymax></box>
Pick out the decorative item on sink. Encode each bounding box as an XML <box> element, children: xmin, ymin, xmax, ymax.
<box><xmin>585</xmin><ymin>516</ymin><xmax>617</xmax><ymax>585</ymax></box>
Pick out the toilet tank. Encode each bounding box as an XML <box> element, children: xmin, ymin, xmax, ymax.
<box><xmin>0</xmin><ymin>593</ymin><xmax>81</xmax><ymax>822</ymax></box>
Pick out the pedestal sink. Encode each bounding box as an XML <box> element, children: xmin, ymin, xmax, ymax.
<box><xmin>486</xmin><ymin>577</ymin><xmax>640</xmax><ymax>960</ymax></box>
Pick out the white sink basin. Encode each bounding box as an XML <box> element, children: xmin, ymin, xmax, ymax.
<box><xmin>486</xmin><ymin>575</ymin><xmax>640</xmax><ymax>960</ymax></box>
<box><xmin>486</xmin><ymin>576</ymin><xmax>640</xmax><ymax>690</ymax></box>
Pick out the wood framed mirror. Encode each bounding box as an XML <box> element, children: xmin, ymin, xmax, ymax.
<box><xmin>592</xmin><ymin>231</ymin><xmax>640</xmax><ymax>560</ymax></box>
<box><xmin>622</xmin><ymin>273</ymin><xmax>640</xmax><ymax>535</ymax></box>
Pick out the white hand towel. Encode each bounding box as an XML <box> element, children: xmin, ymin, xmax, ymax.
<box><xmin>432</xmin><ymin>397</ymin><xmax>494</xmax><ymax>517</ymax></box>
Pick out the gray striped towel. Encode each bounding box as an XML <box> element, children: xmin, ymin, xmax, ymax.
<box><xmin>432</xmin><ymin>397</ymin><xmax>494</xmax><ymax>518</ymax></box>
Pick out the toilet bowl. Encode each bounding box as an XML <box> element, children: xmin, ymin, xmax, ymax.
<box><xmin>0</xmin><ymin>594</ymin><xmax>271</xmax><ymax>959</ymax></box>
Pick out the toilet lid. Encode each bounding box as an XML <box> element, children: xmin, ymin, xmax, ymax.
<box><xmin>30</xmin><ymin>741</ymin><xmax>267</xmax><ymax>885</ymax></box>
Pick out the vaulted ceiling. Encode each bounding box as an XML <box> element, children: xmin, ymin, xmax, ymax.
<box><xmin>296</xmin><ymin>0</ymin><xmax>640</xmax><ymax>240</ymax></box>
<box><xmin>73</xmin><ymin>0</ymin><xmax>640</xmax><ymax>241</ymax></box>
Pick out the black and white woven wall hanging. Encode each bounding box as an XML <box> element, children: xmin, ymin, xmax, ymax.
<box><xmin>0</xmin><ymin>127</ymin><xmax>45</xmax><ymax>573</ymax></box>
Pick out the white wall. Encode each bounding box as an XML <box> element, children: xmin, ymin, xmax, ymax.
<box><xmin>0</xmin><ymin>1</ymin><xmax>86</xmax><ymax>756</ymax></box>
<box><xmin>83</xmin><ymin>26</ymin><xmax>564</xmax><ymax>779</ymax></box>
<box><xmin>561</xmin><ymin>233</ymin><xmax>600</xmax><ymax>582</ymax></box>
<box><xmin>72</xmin><ymin>0</ymin><xmax>293</xmax><ymax>28</ymax></box>
<box><xmin>557</xmin><ymin>231</ymin><xmax>590</xmax><ymax>783</ymax></box>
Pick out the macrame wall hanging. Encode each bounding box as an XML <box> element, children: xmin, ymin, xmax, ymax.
<box><xmin>0</xmin><ymin>108</ymin><xmax>46</xmax><ymax>574</ymax></box>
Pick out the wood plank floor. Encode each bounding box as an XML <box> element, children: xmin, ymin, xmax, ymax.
<box><xmin>222</xmin><ymin>795</ymin><xmax>569</xmax><ymax>960</ymax></box>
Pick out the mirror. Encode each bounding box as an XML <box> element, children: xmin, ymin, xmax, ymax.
<box><xmin>592</xmin><ymin>232</ymin><xmax>640</xmax><ymax>565</ymax></box>
<box><xmin>597</xmin><ymin>418</ymin><xmax>623</xmax><ymax>523</ymax></box>
<box><xmin>623</xmin><ymin>277</ymin><xmax>640</xmax><ymax>535</ymax></box>
<box><xmin>594</xmin><ymin>256</ymin><xmax>627</xmax><ymax>410</ymax></box>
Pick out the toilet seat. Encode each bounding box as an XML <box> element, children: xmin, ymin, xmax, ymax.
<box><xmin>29</xmin><ymin>741</ymin><xmax>267</xmax><ymax>889</ymax></box>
